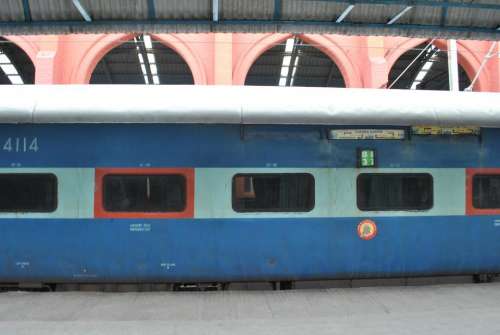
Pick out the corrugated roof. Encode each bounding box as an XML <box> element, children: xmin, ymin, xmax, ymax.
<box><xmin>0</xmin><ymin>0</ymin><xmax>498</xmax><ymax>40</ymax></box>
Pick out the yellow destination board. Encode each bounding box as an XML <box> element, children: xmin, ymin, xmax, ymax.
<box><xmin>411</xmin><ymin>126</ymin><xmax>480</xmax><ymax>136</ymax></box>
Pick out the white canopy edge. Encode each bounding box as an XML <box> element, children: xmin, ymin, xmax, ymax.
<box><xmin>1</xmin><ymin>85</ymin><xmax>499</xmax><ymax>127</ymax></box>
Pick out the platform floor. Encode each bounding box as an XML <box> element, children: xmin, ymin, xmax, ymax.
<box><xmin>1</xmin><ymin>282</ymin><xmax>500</xmax><ymax>334</ymax></box>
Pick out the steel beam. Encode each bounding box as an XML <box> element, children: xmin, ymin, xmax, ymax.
<box><xmin>0</xmin><ymin>19</ymin><xmax>499</xmax><ymax>41</ymax></box>
<box><xmin>274</xmin><ymin>0</ymin><xmax>282</xmax><ymax>20</ymax></box>
<box><xmin>336</xmin><ymin>4</ymin><xmax>354</xmax><ymax>23</ymax></box>
<box><xmin>147</xmin><ymin>0</ymin><xmax>156</xmax><ymax>20</ymax></box>
<box><xmin>71</xmin><ymin>0</ymin><xmax>92</xmax><ymax>22</ymax></box>
<box><xmin>303</xmin><ymin>0</ymin><xmax>500</xmax><ymax>11</ymax></box>
<box><xmin>387</xmin><ymin>6</ymin><xmax>412</xmax><ymax>25</ymax></box>
<box><xmin>21</xmin><ymin>0</ymin><xmax>31</xmax><ymax>22</ymax></box>
<box><xmin>212</xmin><ymin>0</ymin><xmax>219</xmax><ymax>22</ymax></box>
<box><xmin>440</xmin><ymin>0</ymin><xmax>448</xmax><ymax>26</ymax></box>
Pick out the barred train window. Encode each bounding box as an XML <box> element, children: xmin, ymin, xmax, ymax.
<box><xmin>103</xmin><ymin>174</ymin><xmax>186</xmax><ymax>212</ymax></box>
<box><xmin>357</xmin><ymin>173</ymin><xmax>433</xmax><ymax>211</ymax></box>
<box><xmin>472</xmin><ymin>175</ymin><xmax>500</xmax><ymax>209</ymax></box>
<box><xmin>0</xmin><ymin>174</ymin><xmax>57</xmax><ymax>212</ymax></box>
<box><xmin>232</xmin><ymin>173</ymin><xmax>315</xmax><ymax>212</ymax></box>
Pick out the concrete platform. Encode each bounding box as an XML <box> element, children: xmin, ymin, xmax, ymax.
<box><xmin>1</xmin><ymin>282</ymin><xmax>500</xmax><ymax>334</ymax></box>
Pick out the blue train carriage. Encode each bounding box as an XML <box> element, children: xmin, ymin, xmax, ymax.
<box><xmin>0</xmin><ymin>85</ymin><xmax>500</xmax><ymax>289</ymax></box>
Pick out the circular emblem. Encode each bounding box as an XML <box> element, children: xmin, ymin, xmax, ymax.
<box><xmin>357</xmin><ymin>219</ymin><xmax>377</xmax><ymax>240</ymax></box>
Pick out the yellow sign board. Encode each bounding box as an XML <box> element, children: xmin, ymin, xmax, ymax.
<box><xmin>411</xmin><ymin>126</ymin><xmax>480</xmax><ymax>136</ymax></box>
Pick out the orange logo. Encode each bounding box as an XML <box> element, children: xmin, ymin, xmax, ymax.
<box><xmin>357</xmin><ymin>219</ymin><xmax>377</xmax><ymax>240</ymax></box>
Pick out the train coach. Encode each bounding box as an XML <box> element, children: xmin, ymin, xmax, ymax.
<box><xmin>1</xmin><ymin>85</ymin><xmax>500</xmax><ymax>289</ymax></box>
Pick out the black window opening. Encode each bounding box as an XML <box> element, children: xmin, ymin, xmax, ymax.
<box><xmin>103</xmin><ymin>174</ymin><xmax>186</xmax><ymax>212</ymax></box>
<box><xmin>232</xmin><ymin>173</ymin><xmax>315</xmax><ymax>212</ymax></box>
<box><xmin>0</xmin><ymin>37</ymin><xmax>35</xmax><ymax>85</ymax></box>
<box><xmin>0</xmin><ymin>174</ymin><xmax>57</xmax><ymax>212</ymax></box>
<box><xmin>90</xmin><ymin>34</ymin><xmax>194</xmax><ymax>85</ymax></box>
<box><xmin>357</xmin><ymin>173</ymin><xmax>433</xmax><ymax>211</ymax></box>
<box><xmin>472</xmin><ymin>175</ymin><xmax>500</xmax><ymax>209</ymax></box>
<box><xmin>388</xmin><ymin>41</ymin><xmax>471</xmax><ymax>91</ymax></box>
<box><xmin>244</xmin><ymin>36</ymin><xmax>346</xmax><ymax>88</ymax></box>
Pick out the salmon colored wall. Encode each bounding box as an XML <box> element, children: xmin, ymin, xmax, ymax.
<box><xmin>3</xmin><ymin>33</ymin><xmax>499</xmax><ymax>92</ymax></box>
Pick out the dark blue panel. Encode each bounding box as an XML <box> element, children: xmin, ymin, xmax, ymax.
<box><xmin>1</xmin><ymin>216</ymin><xmax>500</xmax><ymax>282</ymax></box>
<box><xmin>0</xmin><ymin>124</ymin><xmax>498</xmax><ymax>168</ymax></box>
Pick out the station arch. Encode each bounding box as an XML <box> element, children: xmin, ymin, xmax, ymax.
<box><xmin>386</xmin><ymin>39</ymin><xmax>485</xmax><ymax>91</ymax></box>
<box><xmin>88</xmin><ymin>34</ymin><xmax>195</xmax><ymax>85</ymax></box>
<box><xmin>233</xmin><ymin>34</ymin><xmax>361</xmax><ymax>88</ymax></box>
<box><xmin>72</xmin><ymin>33</ymin><xmax>207</xmax><ymax>85</ymax></box>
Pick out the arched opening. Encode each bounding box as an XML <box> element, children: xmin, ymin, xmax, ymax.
<box><xmin>90</xmin><ymin>34</ymin><xmax>194</xmax><ymax>85</ymax></box>
<box><xmin>388</xmin><ymin>41</ymin><xmax>471</xmax><ymax>90</ymax></box>
<box><xmin>245</xmin><ymin>36</ymin><xmax>346</xmax><ymax>87</ymax></box>
<box><xmin>0</xmin><ymin>37</ymin><xmax>35</xmax><ymax>85</ymax></box>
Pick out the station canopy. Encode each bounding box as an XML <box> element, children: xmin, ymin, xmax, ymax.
<box><xmin>0</xmin><ymin>0</ymin><xmax>498</xmax><ymax>40</ymax></box>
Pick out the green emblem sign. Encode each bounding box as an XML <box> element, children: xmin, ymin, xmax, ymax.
<box><xmin>359</xmin><ymin>149</ymin><xmax>375</xmax><ymax>168</ymax></box>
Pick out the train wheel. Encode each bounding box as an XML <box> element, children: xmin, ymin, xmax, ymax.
<box><xmin>271</xmin><ymin>281</ymin><xmax>295</xmax><ymax>290</ymax></box>
<box><xmin>473</xmin><ymin>274</ymin><xmax>495</xmax><ymax>283</ymax></box>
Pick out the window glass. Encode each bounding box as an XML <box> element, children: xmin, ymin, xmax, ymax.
<box><xmin>472</xmin><ymin>174</ymin><xmax>500</xmax><ymax>209</ymax></box>
<box><xmin>0</xmin><ymin>174</ymin><xmax>57</xmax><ymax>212</ymax></box>
<box><xmin>357</xmin><ymin>173</ymin><xmax>433</xmax><ymax>211</ymax></box>
<box><xmin>103</xmin><ymin>174</ymin><xmax>186</xmax><ymax>212</ymax></box>
<box><xmin>232</xmin><ymin>173</ymin><xmax>314</xmax><ymax>212</ymax></box>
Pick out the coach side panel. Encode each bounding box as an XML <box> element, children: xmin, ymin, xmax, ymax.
<box><xmin>0</xmin><ymin>124</ymin><xmax>498</xmax><ymax>282</ymax></box>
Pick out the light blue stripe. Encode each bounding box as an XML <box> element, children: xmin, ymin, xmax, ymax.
<box><xmin>195</xmin><ymin>168</ymin><xmax>465</xmax><ymax>218</ymax></box>
<box><xmin>0</xmin><ymin>168</ymin><xmax>94</xmax><ymax>219</ymax></box>
<box><xmin>335</xmin><ymin>168</ymin><xmax>465</xmax><ymax>217</ymax></box>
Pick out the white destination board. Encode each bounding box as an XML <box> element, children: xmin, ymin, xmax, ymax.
<box><xmin>328</xmin><ymin>129</ymin><xmax>405</xmax><ymax>140</ymax></box>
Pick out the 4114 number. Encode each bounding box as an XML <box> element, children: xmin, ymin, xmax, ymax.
<box><xmin>3</xmin><ymin>137</ymin><xmax>39</xmax><ymax>153</ymax></box>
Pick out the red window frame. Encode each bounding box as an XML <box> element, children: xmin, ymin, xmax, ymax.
<box><xmin>94</xmin><ymin>168</ymin><xmax>194</xmax><ymax>219</ymax></box>
<box><xmin>466</xmin><ymin>168</ymin><xmax>500</xmax><ymax>215</ymax></box>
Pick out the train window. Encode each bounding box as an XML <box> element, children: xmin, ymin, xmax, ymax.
<box><xmin>0</xmin><ymin>174</ymin><xmax>57</xmax><ymax>212</ymax></box>
<box><xmin>232</xmin><ymin>173</ymin><xmax>314</xmax><ymax>212</ymax></box>
<box><xmin>472</xmin><ymin>175</ymin><xmax>500</xmax><ymax>209</ymax></box>
<box><xmin>103</xmin><ymin>174</ymin><xmax>186</xmax><ymax>212</ymax></box>
<box><xmin>357</xmin><ymin>173</ymin><xmax>433</xmax><ymax>211</ymax></box>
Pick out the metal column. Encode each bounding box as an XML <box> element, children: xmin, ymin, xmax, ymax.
<box><xmin>447</xmin><ymin>39</ymin><xmax>459</xmax><ymax>91</ymax></box>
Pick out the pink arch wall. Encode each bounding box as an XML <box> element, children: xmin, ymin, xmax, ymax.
<box><xmin>1</xmin><ymin>33</ymin><xmax>210</xmax><ymax>84</ymax></box>
<box><xmin>69</xmin><ymin>33</ymin><xmax>134</xmax><ymax>84</ymax></box>
<box><xmin>2</xmin><ymin>33</ymin><xmax>499</xmax><ymax>91</ymax></box>
<box><xmin>299</xmin><ymin>34</ymin><xmax>363</xmax><ymax>88</ymax></box>
<box><xmin>3</xmin><ymin>35</ymin><xmax>61</xmax><ymax>84</ymax></box>
<box><xmin>232</xmin><ymin>33</ymin><xmax>290</xmax><ymax>86</ymax></box>
<box><xmin>232</xmin><ymin>33</ymin><xmax>363</xmax><ymax>88</ymax></box>
<box><xmin>152</xmin><ymin>34</ymin><xmax>211</xmax><ymax>85</ymax></box>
